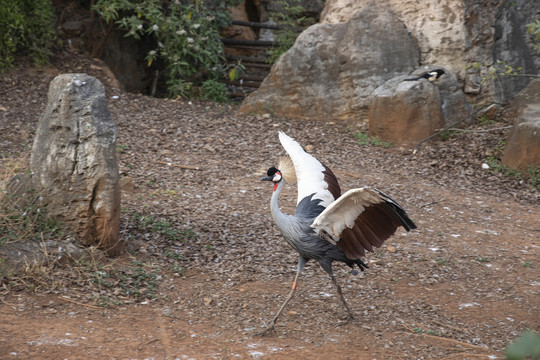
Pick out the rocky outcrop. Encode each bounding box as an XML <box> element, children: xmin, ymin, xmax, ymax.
<box><xmin>240</xmin><ymin>0</ymin><xmax>537</xmax><ymax>122</ymax></box>
<box><xmin>369</xmin><ymin>66</ymin><xmax>471</xmax><ymax>144</ymax></box>
<box><xmin>369</xmin><ymin>76</ymin><xmax>442</xmax><ymax>145</ymax></box>
<box><xmin>239</xmin><ymin>5</ymin><xmax>419</xmax><ymax>120</ymax></box>
<box><xmin>320</xmin><ymin>0</ymin><xmax>538</xmax><ymax>103</ymax></box>
<box><xmin>502</xmin><ymin>79</ymin><xmax>540</xmax><ymax>172</ymax></box>
<box><xmin>30</xmin><ymin>74</ymin><xmax>122</xmax><ymax>255</ymax></box>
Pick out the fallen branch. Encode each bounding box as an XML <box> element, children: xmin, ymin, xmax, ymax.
<box><xmin>444</xmin><ymin>125</ymin><xmax>512</xmax><ymax>133</ymax></box>
<box><xmin>157</xmin><ymin>161</ymin><xmax>199</xmax><ymax>170</ymax></box>
<box><xmin>400</xmin><ymin>322</ymin><xmax>416</xmax><ymax>333</ymax></box>
<box><xmin>412</xmin><ymin>102</ymin><xmax>502</xmax><ymax>154</ymax></box>
<box><xmin>422</xmin><ymin>333</ymin><xmax>489</xmax><ymax>350</ymax></box>
<box><xmin>58</xmin><ymin>296</ymin><xmax>103</xmax><ymax>309</ymax></box>
<box><xmin>440</xmin><ymin>352</ymin><xmax>494</xmax><ymax>360</ymax></box>
<box><xmin>0</xmin><ymin>296</ymin><xmax>17</xmax><ymax>311</ymax></box>
<box><xmin>137</xmin><ymin>338</ymin><xmax>159</xmax><ymax>351</ymax></box>
<box><xmin>432</xmin><ymin>319</ymin><xmax>466</xmax><ymax>333</ymax></box>
<box><xmin>399</xmin><ymin>322</ymin><xmax>488</xmax><ymax>350</ymax></box>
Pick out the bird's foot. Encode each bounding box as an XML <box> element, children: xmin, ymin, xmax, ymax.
<box><xmin>335</xmin><ymin>315</ymin><xmax>356</xmax><ymax>327</ymax></box>
<box><xmin>255</xmin><ymin>323</ymin><xmax>277</xmax><ymax>337</ymax></box>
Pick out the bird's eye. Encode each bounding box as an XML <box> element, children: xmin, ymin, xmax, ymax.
<box><xmin>273</xmin><ymin>172</ymin><xmax>282</xmax><ymax>182</ymax></box>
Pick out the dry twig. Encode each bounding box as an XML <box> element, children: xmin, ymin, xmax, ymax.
<box><xmin>422</xmin><ymin>334</ymin><xmax>489</xmax><ymax>350</ymax></box>
<box><xmin>400</xmin><ymin>322</ymin><xmax>488</xmax><ymax>350</ymax></box>
<box><xmin>432</xmin><ymin>319</ymin><xmax>466</xmax><ymax>333</ymax></box>
<box><xmin>58</xmin><ymin>296</ymin><xmax>103</xmax><ymax>309</ymax></box>
<box><xmin>440</xmin><ymin>352</ymin><xmax>495</xmax><ymax>360</ymax></box>
<box><xmin>157</xmin><ymin>161</ymin><xmax>199</xmax><ymax>170</ymax></box>
<box><xmin>412</xmin><ymin>103</ymin><xmax>502</xmax><ymax>154</ymax></box>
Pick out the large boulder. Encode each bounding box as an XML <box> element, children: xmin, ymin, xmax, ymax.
<box><xmin>502</xmin><ymin>79</ymin><xmax>540</xmax><ymax>172</ymax></box>
<box><xmin>30</xmin><ymin>74</ymin><xmax>122</xmax><ymax>255</ymax></box>
<box><xmin>239</xmin><ymin>5</ymin><xmax>420</xmax><ymax>120</ymax></box>
<box><xmin>369</xmin><ymin>67</ymin><xmax>471</xmax><ymax>145</ymax></box>
<box><xmin>369</xmin><ymin>74</ymin><xmax>443</xmax><ymax>145</ymax></box>
<box><xmin>320</xmin><ymin>0</ymin><xmax>539</xmax><ymax>103</ymax></box>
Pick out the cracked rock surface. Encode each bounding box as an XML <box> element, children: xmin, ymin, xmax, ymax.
<box><xmin>29</xmin><ymin>73</ymin><xmax>121</xmax><ymax>254</ymax></box>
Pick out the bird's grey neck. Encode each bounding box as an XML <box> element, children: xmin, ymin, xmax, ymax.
<box><xmin>270</xmin><ymin>180</ymin><xmax>298</xmax><ymax>233</ymax></box>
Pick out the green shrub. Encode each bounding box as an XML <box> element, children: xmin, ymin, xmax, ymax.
<box><xmin>201</xmin><ymin>79</ymin><xmax>229</xmax><ymax>103</ymax></box>
<box><xmin>526</xmin><ymin>20</ymin><xmax>540</xmax><ymax>54</ymax></box>
<box><xmin>265</xmin><ymin>0</ymin><xmax>305</xmax><ymax>64</ymax></box>
<box><xmin>93</xmin><ymin>0</ymin><xmax>241</xmax><ymax>99</ymax></box>
<box><xmin>353</xmin><ymin>130</ymin><xmax>392</xmax><ymax>148</ymax></box>
<box><xmin>506</xmin><ymin>331</ymin><xmax>540</xmax><ymax>360</ymax></box>
<box><xmin>0</xmin><ymin>0</ymin><xmax>58</xmax><ymax>72</ymax></box>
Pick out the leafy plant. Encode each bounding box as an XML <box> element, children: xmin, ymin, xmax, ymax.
<box><xmin>526</xmin><ymin>20</ymin><xmax>540</xmax><ymax>54</ymax></box>
<box><xmin>129</xmin><ymin>211</ymin><xmax>196</xmax><ymax>241</ymax></box>
<box><xmin>466</xmin><ymin>57</ymin><xmax>539</xmax><ymax>93</ymax></box>
<box><xmin>163</xmin><ymin>248</ymin><xmax>183</xmax><ymax>261</ymax></box>
<box><xmin>527</xmin><ymin>166</ymin><xmax>540</xmax><ymax>190</ymax></box>
<box><xmin>93</xmin><ymin>0</ymin><xmax>241</xmax><ymax>99</ymax></box>
<box><xmin>434</xmin><ymin>257</ymin><xmax>450</xmax><ymax>266</ymax></box>
<box><xmin>201</xmin><ymin>79</ymin><xmax>229</xmax><ymax>103</ymax></box>
<box><xmin>506</xmin><ymin>331</ymin><xmax>540</xmax><ymax>360</ymax></box>
<box><xmin>354</xmin><ymin>131</ymin><xmax>392</xmax><ymax>148</ymax></box>
<box><xmin>116</xmin><ymin>143</ymin><xmax>129</xmax><ymax>153</ymax></box>
<box><xmin>439</xmin><ymin>130</ymin><xmax>458</xmax><ymax>141</ymax></box>
<box><xmin>484</xmin><ymin>154</ymin><xmax>540</xmax><ymax>190</ymax></box>
<box><xmin>265</xmin><ymin>0</ymin><xmax>305</xmax><ymax>64</ymax></box>
<box><xmin>0</xmin><ymin>0</ymin><xmax>58</xmax><ymax>72</ymax></box>
<box><xmin>88</xmin><ymin>259</ymin><xmax>160</xmax><ymax>300</ymax></box>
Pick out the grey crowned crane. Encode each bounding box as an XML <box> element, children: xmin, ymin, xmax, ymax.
<box><xmin>260</xmin><ymin>131</ymin><xmax>416</xmax><ymax>334</ymax></box>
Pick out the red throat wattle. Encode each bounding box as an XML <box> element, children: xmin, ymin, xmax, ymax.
<box><xmin>273</xmin><ymin>183</ymin><xmax>278</xmax><ymax>191</ymax></box>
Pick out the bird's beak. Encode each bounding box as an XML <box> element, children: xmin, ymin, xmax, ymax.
<box><xmin>260</xmin><ymin>176</ymin><xmax>273</xmax><ymax>181</ymax></box>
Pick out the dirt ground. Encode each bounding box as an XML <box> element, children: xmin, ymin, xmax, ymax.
<box><xmin>0</xmin><ymin>50</ymin><xmax>539</xmax><ymax>359</ymax></box>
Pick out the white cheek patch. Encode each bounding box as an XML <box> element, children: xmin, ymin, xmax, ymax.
<box><xmin>273</xmin><ymin>173</ymin><xmax>282</xmax><ymax>182</ymax></box>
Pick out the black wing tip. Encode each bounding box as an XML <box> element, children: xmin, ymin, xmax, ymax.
<box><xmin>383</xmin><ymin>201</ymin><xmax>417</xmax><ymax>231</ymax></box>
<box><xmin>375</xmin><ymin>190</ymin><xmax>417</xmax><ymax>231</ymax></box>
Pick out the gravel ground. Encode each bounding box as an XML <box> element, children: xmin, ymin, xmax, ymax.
<box><xmin>0</xmin><ymin>50</ymin><xmax>538</xmax><ymax>359</ymax></box>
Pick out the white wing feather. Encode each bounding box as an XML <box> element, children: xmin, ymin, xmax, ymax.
<box><xmin>311</xmin><ymin>188</ymin><xmax>385</xmax><ymax>238</ymax></box>
<box><xmin>278</xmin><ymin>131</ymin><xmax>335</xmax><ymax>207</ymax></box>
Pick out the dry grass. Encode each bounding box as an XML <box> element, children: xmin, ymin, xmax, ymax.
<box><xmin>0</xmin><ymin>153</ymin><xmax>38</xmax><ymax>245</ymax></box>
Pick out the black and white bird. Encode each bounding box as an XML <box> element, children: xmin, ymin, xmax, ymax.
<box><xmin>259</xmin><ymin>131</ymin><xmax>416</xmax><ymax>334</ymax></box>
<box><xmin>404</xmin><ymin>69</ymin><xmax>445</xmax><ymax>82</ymax></box>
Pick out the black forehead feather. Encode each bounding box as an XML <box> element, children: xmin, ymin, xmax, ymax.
<box><xmin>266</xmin><ymin>166</ymin><xmax>279</xmax><ymax>176</ymax></box>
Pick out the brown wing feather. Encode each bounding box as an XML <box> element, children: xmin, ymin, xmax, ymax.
<box><xmin>322</xmin><ymin>165</ymin><xmax>341</xmax><ymax>200</ymax></box>
<box><xmin>340</xmin><ymin>226</ymin><xmax>367</xmax><ymax>258</ymax></box>
<box><xmin>337</xmin><ymin>203</ymin><xmax>402</xmax><ymax>260</ymax></box>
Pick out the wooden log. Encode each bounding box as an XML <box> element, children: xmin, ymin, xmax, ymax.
<box><xmin>231</xmin><ymin>20</ymin><xmax>282</xmax><ymax>30</ymax></box>
<box><xmin>221</xmin><ymin>38</ymin><xmax>274</xmax><ymax>47</ymax></box>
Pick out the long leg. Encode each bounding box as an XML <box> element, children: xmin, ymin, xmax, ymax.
<box><xmin>319</xmin><ymin>259</ymin><xmax>356</xmax><ymax>323</ymax></box>
<box><xmin>330</xmin><ymin>274</ymin><xmax>355</xmax><ymax>322</ymax></box>
<box><xmin>258</xmin><ymin>257</ymin><xmax>307</xmax><ymax>335</ymax></box>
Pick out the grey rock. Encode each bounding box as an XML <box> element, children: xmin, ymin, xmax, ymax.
<box><xmin>321</xmin><ymin>0</ymin><xmax>539</xmax><ymax>104</ymax></box>
<box><xmin>502</xmin><ymin>79</ymin><xmax>540</xmax><ymax>171</ymax></box>
<box><xmin>30</xmin><ymin>74</ymin><xmax>123</xmax><ymax>255</ymax></box>
<box><xmin>369</xmin><ymin>75</ymin><xmax>443</xmax><ymax>145</ymax></box>
<box><xmin>369</xmin><ymin>67</ymin><xmax>471</xmax><ymax>144</ymax></box>
<box><xmin>239</xmin><ymin>5</ymin><xmax>420</xmax><ymax>120</ymax></box>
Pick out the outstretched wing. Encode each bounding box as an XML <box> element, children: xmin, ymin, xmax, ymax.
<box><xmin>311</xmin><ymin>187</ymin><xmax>416</xmax><ymax>259</ymax></box>
<box><xmin>278</xmin><ymin>131</ymin><xmax>340</xmax><ymax>207</ymax></box>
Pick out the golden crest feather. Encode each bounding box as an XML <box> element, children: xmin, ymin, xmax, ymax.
<box><xmin>278</xmin><ymin>156</ymin><xmax>296</xmax><ymax>184</ymax></box>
